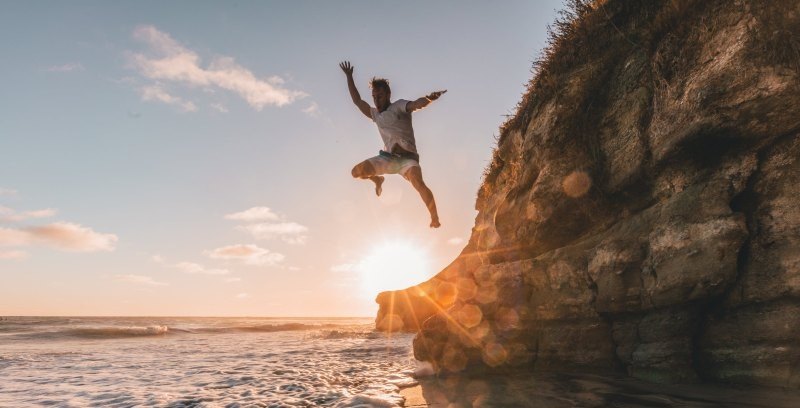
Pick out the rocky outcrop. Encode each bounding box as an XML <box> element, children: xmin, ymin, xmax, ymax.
<box><xmin>375</xmin><ymin>0</ymin><xmax>800</xmax><ymax>385</ymax></box>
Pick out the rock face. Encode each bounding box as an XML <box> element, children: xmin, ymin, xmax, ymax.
<box><xmin>375</xmin><ymin>0</ymin><xmax>800</xmax><ymax>385</ymax></box>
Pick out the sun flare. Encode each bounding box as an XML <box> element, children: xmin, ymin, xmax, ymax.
<box><xmin>358</xmin><ymin>241</ymin><xmax>432</xmax><ymax>295</ymax></box>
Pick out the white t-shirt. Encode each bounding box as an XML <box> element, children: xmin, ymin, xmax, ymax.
<box><xmin>370</xmin><ymin>99</ymin><xmax>417</xmax><ymax>154</ymax></box>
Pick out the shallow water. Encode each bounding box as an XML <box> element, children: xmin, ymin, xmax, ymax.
<box><xmin>407</xmin><ymin>371</ymin><xmax>800</xmax><ymax>408</ymax></box>
<box><xmin>3</xmin><ymin>317</ymin><xmax>800</xmax><ymax>407</ymax></box>
<box><xmin>0</xmin><ymin>316</ymin><xmax>417</xmax><ymax>407</ymax></box>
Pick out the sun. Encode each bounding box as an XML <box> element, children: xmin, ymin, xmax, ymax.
<box><xmin>358</xmin><ymin>241</ymin><xmax>432</xmax><ymax>295</ymax></box>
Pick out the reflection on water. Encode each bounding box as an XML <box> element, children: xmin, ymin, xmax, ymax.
<box><xmin>0</xmin><ymin>317</ymin><xmax>417</xmax><ymax>407</ymax></box>
<box><xmin>405</xmin><ymin>371</ymin><xmax>800</xmax><ymax>407</ymax></box>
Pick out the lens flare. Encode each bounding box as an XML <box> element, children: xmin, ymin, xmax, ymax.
<box><xmin>562</xmin><ymin>170</ymin><xmax>592</xmax><ymax>197</ymax></box>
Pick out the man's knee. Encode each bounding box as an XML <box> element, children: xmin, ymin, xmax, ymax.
<box><xmin>351</xmin><ymin>165</ymin><xmax>362</xmax><ymax>178</ymax></box>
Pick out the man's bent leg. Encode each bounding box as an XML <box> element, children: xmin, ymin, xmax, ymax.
<box><xmin>403</xmin><ymin>166</ymin><xmax>440</xmax><ymax>228</ymax></box>
<box><xmin>351</xmin><ymin>160</ymin><xmax>384</xmax><ymax>196</ymax></box>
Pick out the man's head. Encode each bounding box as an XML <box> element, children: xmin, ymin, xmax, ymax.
<box><xmin>370</xmin><ymin>77</ymin><xmax>391</xmax><ymax>112</ymax></box>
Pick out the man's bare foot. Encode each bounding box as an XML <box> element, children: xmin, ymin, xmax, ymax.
<box><xmin>372</xmin><ymin>176</ymin><xmax>384</xmax><ymax>196</ymax></box>
<box><xmin>430</xmin><ymin>218</ymin><xmax>441</xmax><ymax>228</ymax></box>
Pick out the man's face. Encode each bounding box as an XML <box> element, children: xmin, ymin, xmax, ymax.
<box><xmin>372</xmin><ymin>87</ymin><xmax>390</xmax><ymax>111</ymax></box>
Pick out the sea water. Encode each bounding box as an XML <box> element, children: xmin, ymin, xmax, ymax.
<box><xmin>3</xmin><ymin>317</ymin><xmax>800</xmax><ymax>408</ymax></box>
<box><xmin>0</xmin><ymin>317</ymin><xmax>417</xmax><ymax>407</ymax></box>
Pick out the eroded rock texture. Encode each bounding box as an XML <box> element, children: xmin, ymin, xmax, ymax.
<box><xmin>375</xmin><ymin>0</ymin><xmax>800</xmax><ymax>385</ymax></box>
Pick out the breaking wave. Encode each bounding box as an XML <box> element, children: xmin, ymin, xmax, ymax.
<box><xmin>2</xmin><ymin>319</ymin><xmax>367</xmax><ymax>341</ymax></box>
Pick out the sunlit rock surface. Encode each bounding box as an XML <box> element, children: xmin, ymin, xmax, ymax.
<box><xmin>375</xmin><ymin>0</ymin><xmax>800</xmax><ymax>386</ymax></box>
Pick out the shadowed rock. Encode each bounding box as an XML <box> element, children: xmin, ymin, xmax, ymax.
<box><xmin>376</xmin><ymin>0</ymin><xmax>800</xmax><ymax>386</ymax></box>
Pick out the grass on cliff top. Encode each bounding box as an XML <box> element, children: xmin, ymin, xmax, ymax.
<box><xmin>480</xmin><ymin>0</ymin><xmax>702</xmax><ymax>194</ymax></box>
<box><xmin>481</xmin><ymin>0</ymin><xmax>800</xmax><ymax>196</ymax></box>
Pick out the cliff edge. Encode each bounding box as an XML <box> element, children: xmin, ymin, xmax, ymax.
<box><xmin>375</xmin><ymin>0</ymin><xmax>800</xmax><ymax>385</ymax></box>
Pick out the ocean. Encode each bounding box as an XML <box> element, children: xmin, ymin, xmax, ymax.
<box><xmin>3</xmin><ymin>316</ymin><xmax>800</xmax><ymax>408</ymax></box>
<box><xmin>0</xmin><ymin>316</ymin><xmax>417</xmax><ymax>407</ymax></box>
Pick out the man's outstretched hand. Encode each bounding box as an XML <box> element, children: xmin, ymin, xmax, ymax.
<box><xmin>426</xmin><ymin>90</ymin><xmax>447</xmax><ymax>101</ymax></box>
<box><xmin>339</xmin><ymin>61</ymin><xmax>354</xmax><ymax>76</ymax></box>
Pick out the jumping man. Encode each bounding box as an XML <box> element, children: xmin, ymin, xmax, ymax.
<box><xmin>339</xmin><ymin>60</ymin><xmax>445</xmax><ymax>228</ymax></box>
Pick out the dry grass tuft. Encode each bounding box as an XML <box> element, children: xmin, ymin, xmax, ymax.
<box><xmin>480</xmin><ymin>0</ymin><xmax>705</xmax><ymax>196</ymax></box>
<box><xmin>748</xmin><ymin>1</ymin><xmax>800</xmax><ymax>74</ymax></box>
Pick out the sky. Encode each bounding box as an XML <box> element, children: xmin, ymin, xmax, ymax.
<box><xmin>0</xmin><ymin>0</ymin><xmax>564</xmax><ymax>317</ymax></box>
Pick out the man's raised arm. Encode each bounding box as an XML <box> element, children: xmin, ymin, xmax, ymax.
<box><xmin>339</xmin><ymin>61</ymin><xmax>372</xmax><ymax>119</ymax></box>
<box><xmin>406</xmin><ymin>90</ymin><xmax>447</xmax><ymax>112</ymax></box>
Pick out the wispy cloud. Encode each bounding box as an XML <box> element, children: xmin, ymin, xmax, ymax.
<box><xmin>140</xmin><ymin>85</ymin><xmax>197</xmax><ymax>112</ymax></box>
<box><xmin>174</xmin><ymin>261</ymin><xmax>229</xmax><ymax>275</ymax></box>
<box><xmin>236</xmin><ymin>292</ymin><xmax>249</xmax><ymax>299</ymax></box>
<box><xmin>207</xmin><ymin>244</ymin><xmax>284</xmax><ymax>266</ymax></box>
<box><xmin>27</xmin><ymin>223</ymin><xmax>117</xmax><ymax>252</ymax></box>
<box><xmin>45</xmin><ymin>62</ymin><xmax>85</xmax><ymax>72</ymax></box>
<box><xmin>224</xmin><ymin>207</ymin><xmax>279</xmax><ymax>222</ymax></box>
<box><xmin>447</xmin><ymin>237</ymin><xmax>465</xmax><ymax>246</ymax></box>
<box><xmin>225</xmin><ymin>277</ymin><xmax>242</xmax><ymax>283</ymax></box>
<box><xmin>331</xmin><ymin>263</ymin><xmax>355</xmax><ymax>273</ymax></box>
<box><xmin>302</xmin><ymin>101</ymin><xmax>320</xmax><ymax>117</ymax></box>
<box><xmin>0</xmin><ymin>188</ymin><xmax>18</xmax><ymax>196</ymax></box>
<box><xmin>0</xmin><ymin>228</ymin><xmax>29</xmax><ymax>246</ymax></box>
<box><xmin>226</xmin><ymin>206</ymin><xmax>308</xmax><ymax>245</ymax></box>
<box><xmin>210</xmin><ymin>103</ymin><xmax>229</xmax><ymax>113</ymax></box>
<box><xmin>128</xmin><ymin>25</ymin><xmax>306</xmax><ymax>111</ymax></box>
<box><xmin>115</xmin><ymin>274</ymin><xmax>168</xmax><ymax>286</ymax></box>
<box><xmin>237</xmin><ymin>222</ymin><xmax>308</xmax><ymax>244</ymax></box>
<box><xmin>0</xmin><ymin>250</ymin><xmax>28</xmax><ymax>260</ymax></box>
<box><xmin>22</xmin><ymin>209</ymin><xmax>57</xmax><ymax>219</ymax></box>
<box><xmin>0</xmin><ymin>222</ymin><xmax>117</xmax><ymax>252</ymax></box>
<box><xmin>0</xmin><ymin>206</ymin><xmax>57</xmax><ymax>223</ymax></box>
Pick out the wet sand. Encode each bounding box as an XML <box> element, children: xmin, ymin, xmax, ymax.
<box><xmin>400</xmin><ymin>371</ymin><xmax>800</xmax><ymax>407</ymax></box>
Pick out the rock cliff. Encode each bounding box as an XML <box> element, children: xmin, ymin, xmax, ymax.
<box><xmin>375</xmin><ymin>0</ymin><xmax>800</xmax><ymax>385</ymax></box>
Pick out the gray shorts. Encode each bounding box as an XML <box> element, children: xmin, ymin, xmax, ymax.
<box><xmin>366</xmin><ymin>153</ymin><xmax>420</xmax><ymax>177</ymax></box>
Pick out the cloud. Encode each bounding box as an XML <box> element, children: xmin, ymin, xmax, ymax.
<box><xmin>0</xmin><ymin>208</ymin><xmax>13</xmax><ymax>223</ymax></box>
<box><xmin>224</xmin><ymin>206</ymin><xmax>279</xmax><ymax>222</ymax></box>
<box><xmin>115</xmin><ymin>274</ymin><xmax>168</xmax><ymax>286</ymax></box>
<box><xmin>0</xmin><ymin>228</ymin><xmax>30</xmax><ymax>246</ymax></box>
<box><xmin>0</xmin><ymin>206</ymin><xmax>57</xmax><ymax>222</ymax></box>
<box><xmin>129</xmin><ymin>25</ymin><xmax>306</xmax><ymax>110</ymax></box>
<box><xmin>207</xmin><ymin>244</ymin><xmax>284</xmax><ymax>266</ymax></box>
<box><xmin>225</xmin><ymin>277</ymin><xmax>242</xmax><ymax>282</ymax></box>
<box><xmin>210</xmin><ymin>103</ymin><xmax>229</xmax><ymax>113</ymax></box>
<box><xmin>0</xmin><ymin>188</ymin><xmax>18</xmax><ymax>196</ymax></box>
<box><xmin>140</xmin><ymin>85</ymin><xmax>197</xmax><ymax>112</ymax></box>
<box><xmin>0</xmin><ymin>250</ymin><xmax>28</xmax><ymax>260</ymax></box>
<box><xmin>27</xmin><ymin>223</ymin><xmax>117</xmax><ymax>252</ymax></box>
<box><xmin>331</xmin><ymin>263</ymin><xmax>355</xmax><ymax>273</ymax></box>
<box><xmin>237</xmin><ymin>222</ymin><xmax>308</xmax><ymax>244</ymax></box>
<box><xmin>174</xmin><ymin>261</ymin><xmax>229</xmax><ymax>275</ymax></box>
<box><xmin>447</xmin><ymin>237</ymin><xmax>465</xmax><ymax>246</ymax></box>
<box><xmin>23</xmin><ymin>209</ymin><xmax>57</xmax><ymax>219</ymax></box>
<box><xmin>302</xmin><ymin>102</ymin><xmax>320</xmax><ymax>117</ymax></box>
<box><xmin>226</xmin><ymin>206</ymin><xmax>308</xmax><ymax>244</ymax></box>
<box><xmin>0</xmin><ymin>222</ymin><xmax>117</xmax><ymax>252</ymax></box>
<box><xmin>151</xmin><ymin>254</ymin><xmax>165</xmax><ymax>263</ymax></box>
<box><xmin>236</xmin><ymin>292</ymin><xmax>249</xmax><ymax>299</ymax></box>
<box><xmin>45</xmin><ymin>62</ymin><xmax>85</xmax><ymax>72</ymax></box>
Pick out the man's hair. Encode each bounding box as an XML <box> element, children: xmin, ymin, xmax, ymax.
<box><xmin>370</xmin><ymin>77</ymin><xmax>391</xmax><ymax>93</ymax></box>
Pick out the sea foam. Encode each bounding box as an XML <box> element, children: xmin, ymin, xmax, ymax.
<box><xmin>0</xmin><ymin>317</ymin><xmax>416</xmax><ymax>407</ymax></box>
